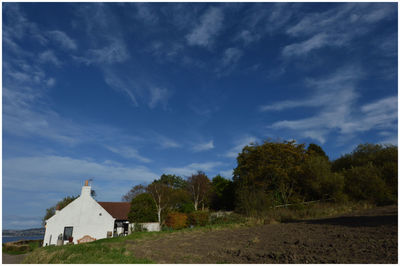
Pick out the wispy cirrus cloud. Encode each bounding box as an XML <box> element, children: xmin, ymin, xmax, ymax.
<box><xmin>283</xmin><ymin>3</ymin><xmax>395</xmax><ymax>57</ymax></box>
<box><xmin>192</xmin><ymin>140</ymin><xmax>214</xmax><ymax>152</ymax></box>
<box><xmin>46</xmin><ymin>30</ymin><xmax>77</xmax><ymax>50</ymax></box>
<box><xmin>39</xmin><ymin>50</ymin><xmax>62</xmax><ymax>66</ymax></box>
<box><xmin>224</xmin><ymin>135</ymin><xmax>258</xmax><ymax>158</ymax></box>
<box><xmin>76</xmin><ymin>39</ymin><xmax>130</xmax><ymax>65</ymax></box>
<box><xmin>221</xmin><ymin>47</ymin><xmax>243</xmax><ymax>66</ymax></box>
<box><xmin>148</xmin><ymin>87</ymin><xmax>171</xmax><ymax>109</ymax></box>
<box><xmin>215</xmin><ymin>47</ymin><xmax>243</xmax><ymax>75</ymax></box>
<box><xmin>3</xmin><ymin>155</ymin><xmax>159</xmax><ymax>199</ymax></box>
<box><xmin>134</xmin><ymin>3</ymin><xmax>159</xmax><ymax>25</ymax></box>
<box><xmin>186</xmin><ymin>7</ymin><xmax>224</xmax><ymax>48</ymax></box>
<box><xmin>264</xmin><ymin>67</ymin><xmax>397</xmax><ymax>144</ymax></box>
<box><xmin>163</xmin><ymin>161</ymin><xmax>224</xmax><ymax>177</ymax></box>
<box><xmin>282</xmin><ymin>33</ymin><xmax>343</xmax><ymax>57</ymax></box>
<box><xmin>105</xmin><ymin>146</ymin><xmax>152</xmax><ymax>163</ymax></box>
<box><xmin>103</xmin><ymin>71</ymin><xmax>139</xmax><ymax>106</ymax></box>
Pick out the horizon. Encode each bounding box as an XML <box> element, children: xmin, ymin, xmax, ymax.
<box><xmin>3</xmin><ymin>2</ymin><xmax>398</xmax><ymax>229</ymax></box>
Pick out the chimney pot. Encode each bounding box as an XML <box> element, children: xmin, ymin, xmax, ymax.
<box><xmin>85</xmin><ymin>180</ymin><xmax>89</xmax><ymax>186</ymax></box>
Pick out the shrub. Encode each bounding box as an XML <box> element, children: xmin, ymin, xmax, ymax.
<box><xmin>188</xmin><ymin>211</ymin><xmax>210</xmax><ymax>226</ymax></box>
<box><xmin>165</xmin><ymin>212</ymin><xmax>188</xmax><ymax>229</ymax></box>
<box><xmin>344</xmin><ymin>164</ymin><xmax>390</xmax><ymax>205</ymax></box>
<box><xmin>128</xmin><ymin>193</ymin><xmax>158</xmax><ymax>223</ymax></box>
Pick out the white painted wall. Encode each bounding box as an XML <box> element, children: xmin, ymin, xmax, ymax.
<box><xmin>43</xmin><ymin>186</ymin><xmax>115</xmax><ymax>246</ymax></box>
<box><xmin>129</xmin><ymin>222</ymin><xmax>160</xmax><ymax>233</ymax></box>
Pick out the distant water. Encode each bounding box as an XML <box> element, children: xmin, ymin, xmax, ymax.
<box><xmin>2</xmin><ymin>235</ymin><xmax>44</xmax><ymax>243</ymax></box>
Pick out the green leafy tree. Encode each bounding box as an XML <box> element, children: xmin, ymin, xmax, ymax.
<box><xmin>210</xmin><ymin>175</ymin><xmax>235</xmax><ymax>211</ymax></box>
<box><xmin>128</xmin><ymin>193</ymin><xmax>157</xmax><ymax>223</ymax></box>
<box><xmin>233</xmin><ymin>140</ymin><xmax>308</xmax><ymax>215</ymax></box>
<box><xmin>42</xmin><ymin>196</ymin><xmax>78</xmax><ymax>225</ymax></box>
<box><xmin>158</xmin><ymin>174</ymin><xmax>187</xmax><ymax>189</ymax></box>
<box><xmin>301</xmin><ymin>155</ymin><xmax>345</xmax><ymax>202</ymax></box>
<box><xmin>344</xmin><ymin>163</ymin><xmax>389</xmax><ymax>204</ymax></box>
<box><xmin>333</xmin><ymin>143</ymin><xmax>397</xmax><ymax>204</ymax></box>
<box><xmin>307</xmin><ymin>143</ymin><xmax>329</xmax><ymax>160</ymax></box>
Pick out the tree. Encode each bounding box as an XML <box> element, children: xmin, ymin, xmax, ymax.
<box><xmin>121</xmin><ymin>184</ymin><xmax>146</xmax><ymax>202</ymax></box>
<box><xmin>42</xmin><ymin>196</ymin><xmax>77</xmax><ymax>225</ymax></box>
<box><xmin>307</xmin><ymin>143</ymin><xmax>329</xmax><ymax>160</ymax></box>
<box><xmin>147</xmin><ymin>181</ymin><xmax>172</xmax><ymax>224</ymax></box>
<box><xmin>332</xmin><ymin>143</ymin><xmax>398</xmax><ymax>204</ymax></box>
<box><xmin>187</xmin><ymin>171</ymin><xmax>211</xmax><ymax>211</ymax></box>
<box><xmin>128</xmin><ymin>193</ymin><xmax>157</xmax><ymax>223</ymax></box>
<box><xmin>344</xmin><ymin>163</ymin><xmax>389</xmax><ymax>204</ymax></box>
<box><xmin>233</xmin><ymin>140</ymin><xmax>307</xmax><ymax>215</ymax></box>
<box><xmin>210</xmin><ymin>175</ymin><xmax>235</xmax><ymax>211</ymax></box>
<box><xmin>158</xmin><ymin>174</ymin><xmax>187</xmax><ymax>189</ymax></box>
<box><xmin>300</xmin><ymin>155</ymin><xmax>345</xmax><ymax>202</ymax></box>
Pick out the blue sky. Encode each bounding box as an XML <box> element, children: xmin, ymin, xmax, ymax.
<box><xmin>2</xmin><ymin>2</ymin><xmax>397</xmax><ymax>229</ymax></box>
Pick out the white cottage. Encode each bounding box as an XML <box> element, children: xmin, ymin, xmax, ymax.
<box><xmin>43</xmin><ymin>181</ymin><xmax>159</xmax><ymax>246</ymax></box>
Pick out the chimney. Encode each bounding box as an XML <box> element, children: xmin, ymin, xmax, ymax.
<box><xmin>55</xmin><ymin>205</ymin><xmax>60</xmax><ymax>214</ymax></box>
<box><xmin>81</xmin><ymin>179</ymin><xmax>91</xmax><ymax>197</ymax></box>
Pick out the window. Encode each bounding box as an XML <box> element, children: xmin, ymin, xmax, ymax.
<box><xmin>63</xmin><ymin>227</ymin><xmax>73</xmax><ymax>241</ymax></box>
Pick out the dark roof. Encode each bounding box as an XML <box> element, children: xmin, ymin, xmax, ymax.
<box><xmin>98</xmin><ymin>202</ymin><xmax>131</xmax><ymax>220</ymax></box>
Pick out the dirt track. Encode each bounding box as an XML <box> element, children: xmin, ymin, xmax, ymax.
<box><xmin>128</xmin><ymin>205</ymin><xmax>397</xmax><ymax>263</ymax></box>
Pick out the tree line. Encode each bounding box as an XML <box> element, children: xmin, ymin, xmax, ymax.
<box><xmin>123</xmin><ymin>172</ymin><xmax>235</xmax><ymax>224</ymax></box>
<box><xmin>43</xmin><ymin>140</ymin><xmax>397</xmax><ymax>225</ymax></box>
<box><xmin>125</xmin><ymin>141</ymin><xmax>397</xmax><ymax>223</ymax></box>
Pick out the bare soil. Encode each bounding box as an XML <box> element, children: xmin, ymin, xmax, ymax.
<box><xmin>128</xmin><ymin>205</ymin><xmax>397</xmax><ymax>263</ymax></box>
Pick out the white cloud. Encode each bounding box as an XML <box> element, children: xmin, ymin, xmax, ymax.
<box><xmin>104</xmin><ymin>72</ymin><xmax>139</xmax><ymax>106</ymax></box>
<box><xmin>265</xmin><ymin>68</ymin><xmax>397</xmax><ymax>144</ymax></box>
<box><xmin>222</xmin><ymin>47</ymin><xmax>243</xmax><ymax>66</ymax></box>
<box><xmin>46</xmin><ymin>78</ymin><xmax>56</xmax><ymax>87</ymax></box>
<box><xmin>225</xmin><ymin>136</ymin><xmax>258</xmax><ymax>158</ymax></box>
<box><xmin>105</xmin><ymin>146</ymin><xmax>152</xmax><ymax>163</ymax></box>
<box><xmin>186</xmin><ymin>7</ymin><xmax>224</xmax><ymax>47</ymax></box>
<box><xmin>235</xmin><ymin>30</ymin><xmax>260</xmax><ymax>45</ymax></box>
<box><xmin>163</xmin><ymin>161</ymin><xmax>224</xmax><ymax>177</ymax></box>
<box><xmin>47</xmin><ymin>30</ymin><xmax>77</xmax><ymax>50</ymax></box>
<box><xmin>135</xmin><ymin>3</ymin><xmax>158</xmax><ymax>24</ymax></box>
<box><xmin>3</xmin><ymin>155</ymin><xmax>159</xmax><ymax>194</ymax></box>
<box><xmin>148</xmin><ymin>87</ymin><xmax>170</xmax><ymax>109</ymax></box>
<box><xmin>283</xmin><ymin>3</ymin><xmax>395</xmax><ymax>57</ymax></box>
<box><xmin>192</xmin><ymin>140</ymin><xmax>214</xmax><ymax>152</ymax></box>
<box><xmin>219</xmin><ymin>169</ymin><xmax>233</xmax><ymax>178</ymax></box>
<box><xmin>82</xmin><ymin>40</ymin><xmax>130</xmax><ymax>65</ymax></box>
<box><xmin>157</xmin><ymin>135</ymin><xmax>181</xmax><ymax>149</ymax></box>
<box><xmin>39</xmin><ymin>50</ymin><xmax>61</xmax><ymax>66</ymax></box>
<box><xmin>282</xmin><ymin>33</ymin><xmax>335</xmax><ymax>57</ymax></box>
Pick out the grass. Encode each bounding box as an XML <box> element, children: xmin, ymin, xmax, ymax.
<box><xmin>2</xmin><ymin>240</ymin><xmax>42</xmax><ymax>255</ymax></box>
<box><xmin>22</xmin><ymin>241</ymin><xmax>153</xmax><ymax>264</ymax></box>
<box><xmin>252</xmin><ymin>201</ymin><xmax>375</xmax><ymax>224</ymax></box>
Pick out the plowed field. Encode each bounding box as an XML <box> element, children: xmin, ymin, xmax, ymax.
<box><xmin>128</xmin><ymin>205</ymin><xmax>397</xmax><ymax>263</ymax></box>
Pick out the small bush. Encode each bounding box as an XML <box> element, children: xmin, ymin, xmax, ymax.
<box><xmin>188</xmin><ymin>211</ymin><xmax>210</xmax><ymax>226</ymax></box>
<box><xmin>165</xmin><ymin>212</ymin><xmax>188</xmax><ymax>229</ymax></box>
